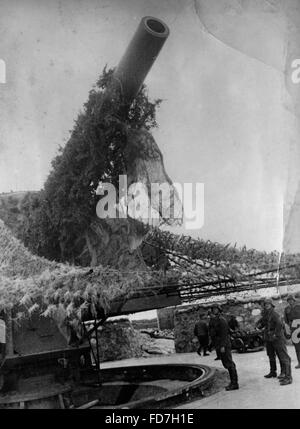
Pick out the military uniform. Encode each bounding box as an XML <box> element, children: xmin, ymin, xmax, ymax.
<box><xmin>258</xmin><ymin>299</ymin><xmax>292</xmax><ymax>385</ymax></box>
<box><xmin>208</xmin><ymin>316</ymin><xmax>221</xmax><ymax>360</ymax></box>
<box><xmin>257</xmin><ymin>308</ymin><xmax>284</xmax><ymax>378</ymax></box>
<box><xmin>194</xmin><ymin>319</ymin><xmax>209</xmax><ymax>356</ymax></box>
<box><xmin>210</xmin><ymin>305</ymin><xmax>238</xmax><ymax>390</ymax></box>
<box><xmin>228</xmin><ymin>316</ymin><xmax>239</xmax><ymax>332</ymax></box>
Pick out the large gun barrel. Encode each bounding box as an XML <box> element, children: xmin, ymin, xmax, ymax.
<box><xmin>103</xmin><ymin>16</ymin><xmax>169</xmax><ymax>114</ymax></box>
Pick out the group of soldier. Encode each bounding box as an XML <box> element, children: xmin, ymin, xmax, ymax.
<box><xmin>193</xmin><ymin>293</ymin><xmax>300</xmax><ymax>391</ymax></box>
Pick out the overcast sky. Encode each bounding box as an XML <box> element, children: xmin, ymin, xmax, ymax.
<box><xmin>0</xmin><ymin>0</ymin><xmax>299</xmax><ymax>252</ymax></box>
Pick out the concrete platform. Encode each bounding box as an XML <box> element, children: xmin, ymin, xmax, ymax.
<box><xmin>176</xmin><ymin>345</ymin><xmax>300</xmax><ymax>409</ymax></box>
<box><xmin>102</xmin><ymin>345</ymin><xmax>300</xmax><ymax>409</ymax></box>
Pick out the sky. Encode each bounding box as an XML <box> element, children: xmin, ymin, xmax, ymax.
<box><xmin>0</xmin><ymin>0</ymin><xmax>299</xmax><ymax>252</ymax></box>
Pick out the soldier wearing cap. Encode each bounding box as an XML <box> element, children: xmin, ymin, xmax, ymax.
<box><xmin>256</xmin><ymin>300</ymin><xmax>284</xmax><ymax>379</ymax></box>
<box><xmin>258</xmin><ymin>298</ymin><xmax>292</xmax><ymax>385</ymax></box>
<box><xmin>194</xmin><ymin>313</ymin><xmax>210</xmax><ymax>356</ymax></box>
<box><xmin>284</xmin><ymin>294</ymin><xmax>300</xmax><ymax>369</ymax></box>
<box><xmin>208</xmin><ymin>310</ymin><xmax>221</xmax><ymax>360</ymax></box>
<box><xmin>210</xmin><ymin>303</ymin><xmax>239</xmax><ymax>390</ymax></box>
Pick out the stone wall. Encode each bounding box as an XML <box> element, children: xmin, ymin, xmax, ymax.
<box><xmin>174</xmin><ymin>294</ymin><xmax>292</xmax><ymax>354</ymax></box>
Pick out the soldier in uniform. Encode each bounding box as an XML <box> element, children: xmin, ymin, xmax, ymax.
<box><xmin>256</xmin><ymin>302</ymin><xmax>285</xmax><ymax>379</ymax></box>
<box><xmin>284</xmin><ymin>294</ymin><xmax>300</xmax><ymax>369</ymax></box>
<box><xmin>258</xmin><ymin>298</ymin><xmax>292</xmax><ymax>385</ymax></box>
<box><xmin>208</xmin><ymin>311</ymin><xmax>221</xmax><ymax>360</ymax></box>
<box><xmin>194</xmin><ymin>313</ymin><xmax>209</xmax><ymax>356</ymax></box>
<box><xmin>228</xmin><ymin>315</ymin><xmax>239</xmax><ymax>332</ymax></box>
<box><xmin>210</xmin><ymin>304</ymin><xmax>239</xmax><ymax>391</ymax></box>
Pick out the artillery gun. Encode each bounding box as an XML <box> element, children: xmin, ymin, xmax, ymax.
<box><xmin>0</xmin><ymin>16</ymin><xmax>182</xmax><ymax>409</ymax></box>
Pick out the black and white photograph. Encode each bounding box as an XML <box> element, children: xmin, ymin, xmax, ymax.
<box><xmin>0</xmin><ymin>0</ymin><xmax>300</xmax><ymax>412</ymax></box>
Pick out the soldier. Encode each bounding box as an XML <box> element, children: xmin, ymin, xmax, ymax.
<box><xmin>259</xmin><ymin>298</ymin><xmax>292</xmax><ymax>385</ymax></box>
<box><xmin>284</xmin><ymin>294</ymin><xmax>300</xmax><ymax>369</ymax></box>
<box><xmin>256</xmin><ymin>302</ymin><xmax>284</xmax><ymax>379</ymax></box>
<box><xmin>194</xmin><ymin>313</ymin><xmax>209</xmax><ymax>356</ymax></box>
<box><xmin>208</xmin><ymin>311</ymin><xmax>221</xmax><ymax>360</ymax></box>
<box><xmin>210</xmin><ymin>304</ymin><xmax>239</xmax><ymax>391</ymax></box>
<box><xmin>228</xmin><ymin>315</ymin><xmax>239</xmax><ymax>332</ymax></box>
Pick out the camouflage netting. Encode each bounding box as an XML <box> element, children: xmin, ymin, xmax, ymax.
<box><xmin>1</xmin><ymin>214</ymin><xmax>300</xmax><ymax>329</ymax></box>
<box><xmin>0</xmin><ymin>219</ymin><xmax>165</xmax><ymax>326</ymax></box>
<box><xmin>146</xmin><ymin>228</ymin><xmax>300</xmax><ymax>279</ymax></box>
<box><xmin>124</xmin><ymin>128</ymin><xmax>183</xmax><ymax>225</ymax></box>
<box><xmin>84</xmin><ymin>125</ymin><xmax>183</xmax><ymax>271</ymax></box>
<box><xmin>97</xmin><ymin>319</ymin><xmax>144</xmax><ymax>362</ymax></box>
